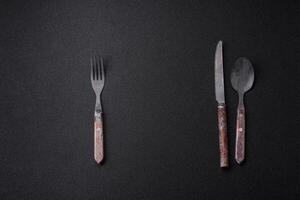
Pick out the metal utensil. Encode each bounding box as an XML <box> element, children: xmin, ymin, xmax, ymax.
<box><xmin>231</xmin><ymin>57</ymin><xmax>254</xmax><ymax>164</ymax></box>
<box><xmin>215</xmin><ymin>41</ymin><xmax>229</xmax><ymax>168</ymax></box>
<box><xmin>91</xmin><ymin>56</ymin><xmax>105</xmax><ymax>164</ymax></box>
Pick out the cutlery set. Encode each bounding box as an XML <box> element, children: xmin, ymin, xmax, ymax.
<box><xmin>215</xmin><ymin>41</ymin><xmax>255</xmax><ymax>168</ymax></box>
<box><xmin>91</xmin><ymin>41</ymin><xmax>255</xmax><ymax>167</ymax></box>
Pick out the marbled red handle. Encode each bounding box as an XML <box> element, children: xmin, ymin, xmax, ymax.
<box><xmin>218</xmin><ymin>104</ymin><xmax>229</xmax><ymax>167</ymax></box>
<box><xmin>235</xmin><ymin>105</ymin><xmax>245</xmax><ymax>164</ymax></box>
<box><xmin>94</xmin><ymin>112</ymin><xmax>103</xmax><ymax>164</ymax></box>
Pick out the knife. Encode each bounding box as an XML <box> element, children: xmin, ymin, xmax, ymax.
<box><xmin>215</xmin><ymin>41</ymin><xmax>229</xmax><ymax>168</ymax></box>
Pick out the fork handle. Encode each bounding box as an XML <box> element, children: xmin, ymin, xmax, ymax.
<box><xmin>94</xmin><ymin>112</ymin><xmax>104</xmax><ymax>164</ymax></box>
<box><xmin>218</xmin><ymin>104</ymin><xmax>229</xmax><ymax>168</ymax></box>
<box><xmin>235</xmin><ymin>104</ymin><xmax>245</xmax><ymax>164</ymax></box>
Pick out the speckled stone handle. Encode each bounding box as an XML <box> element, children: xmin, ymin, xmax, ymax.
<box><xmin>218</xmin><ymin>104</ymin><xmax>229</xmax><ymax>168</ymax></box>
<box><xmin>94</xmin><ymin>112</ymin><xmax>103</xmax><ymax>164</ymax></box>
<box><xmin>235</xmin><ymin>105</ymin><xmax>245</xmax><ymax>164</ymax></box>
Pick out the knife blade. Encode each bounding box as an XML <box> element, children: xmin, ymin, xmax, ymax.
<box><xmin>215</xmin><ymin>41</ymin><xmax>229</xmax><ymax>168</ymax></box>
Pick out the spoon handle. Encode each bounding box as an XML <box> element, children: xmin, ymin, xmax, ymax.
<box><xmin>235</xmin><ymin>104</ymin><xmax>245</xmax><ymax>164</ymax></box>
<box><xmin>217</xmin><ymin>104</ymin><xmax>229</xmax><ymax>167</ymax></box>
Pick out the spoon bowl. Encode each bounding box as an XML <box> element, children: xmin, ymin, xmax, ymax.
<box><xmin>231</xmin><ymin>57</ymin><xmax>254</xmax><ymax>94</ymax></box>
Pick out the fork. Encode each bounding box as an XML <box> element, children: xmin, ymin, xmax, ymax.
<box><xmin>91</xmin><ymin>56</ymin><xmax>105</xmax><ymax>164</ymax></box>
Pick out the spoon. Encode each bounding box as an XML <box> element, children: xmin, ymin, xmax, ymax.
<box><xmin>231</xmin><ymin>57</ymin><xmax>254</xmax><ymax>164</ymax></box>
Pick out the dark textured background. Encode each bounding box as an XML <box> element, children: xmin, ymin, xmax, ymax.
<box><xmin>0</xmin><ymin>0</ymin><xmax>299</xmax><ymax>199</ymax></box>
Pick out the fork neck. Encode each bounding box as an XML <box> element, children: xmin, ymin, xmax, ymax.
<box><xmin>95</xmin><ymin>95</ymin><xmax>102</xmax><ymax>113</ymax></box>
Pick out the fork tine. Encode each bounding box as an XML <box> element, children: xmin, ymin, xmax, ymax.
<box><xmin>100</xmin><ymin>56</ymin><xmax>105</xmax><ymax>81</ymax></box>
<box><xmin>99</xmin><ymin>56</ymin><xmax>102</xmax><ymax>80</ymax></box>
<box><xmin>91</xmin><ymin>56</ymin><xmax>94</xmax><ymax>80</ymax></box>
<box><xmin>97</xmin><ymin>56</ymin><xmax>101</xmax><ymax>80</ymax></box>
<box><xmin>93</xmin><ymin>56</ymin><xmax>97</xmax><ymax>80</ymax></box>
<box><xmin>96</xmin><ymin>55</ymin><xmax>99</xmax><ymax>80</ymax></box>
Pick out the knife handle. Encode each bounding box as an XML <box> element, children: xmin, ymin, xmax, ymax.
<box><xmin>94</xmin><ymin>112</ymin><xmax>104</xmax><ymax>164</ymax></box>
<box><xmin>235</xmin><ymin>104</ymin><xmax>245</xmax><ymax>164</ymax></box>
<box><xmin>218</xmin><ymin>104</ymin><xmax>229</xmax><ymax>167</ymax></box>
